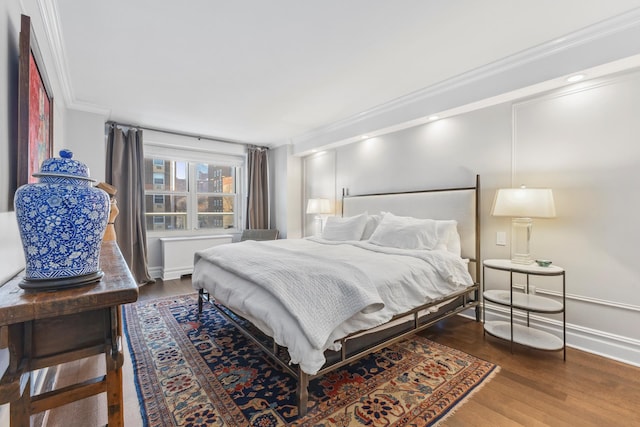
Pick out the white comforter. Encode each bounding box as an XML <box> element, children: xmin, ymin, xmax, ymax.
<box><xmin>195</xmin><ymin>240</ymin><xmax>383</xmax><ymax>349</ymax></box>
<box><xmin>192</xmin><ymin>238</ymin><xmax>473</xmax><ymax>375</ymax></box>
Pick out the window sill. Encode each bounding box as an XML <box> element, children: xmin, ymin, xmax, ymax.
<box><xmin>147</xmin><ymin>229</ymin><xmax>239</xmax><ymax>240</ymax></box>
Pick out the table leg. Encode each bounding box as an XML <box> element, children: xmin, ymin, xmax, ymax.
<box><xmin>106</xmin><ymin>306</ymin><xmax>124</xmax><ymax>427</ymax></box>
<box><xmin>105</xmin><ymin>356</ymin><xmax>124</xmax><ymax>427</ymax></box>
<box><xmin>9</xmin><ymin>374</ymin><xmax>30</xmax><ymax>427</ymax></box>
<box><xmin>6</xmin><ymin>322</ymin><xmax>30</xmax><ymax>427</ymax></box>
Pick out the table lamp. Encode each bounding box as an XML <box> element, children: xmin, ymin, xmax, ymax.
<box><xmin>491</xmin><ymin>186</ymin><xmax>556</xmax><ymax>264</ymax></box>
<box><xmin>306</xmin><ymin>198</ymin><xmax>331</xmax><ymax>235</ymax></box>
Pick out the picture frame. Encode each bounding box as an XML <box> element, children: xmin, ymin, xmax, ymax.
<box><xmin>17</xmin><ymin>14</ymin><xmax>54</xmax><ymax>187</ymax></box>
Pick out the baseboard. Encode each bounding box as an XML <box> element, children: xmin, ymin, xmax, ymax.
<box><xmin>148</xmin><ymin>266</ymin><xmax>163</xmax><ymax>279</ymax></box>
<box><xmin>160</xmin><ymin>266</ymin><xmax>193</xmax><ymax>281</ymax></box>
<box><xmin>479</xmin><ymin>305</ymin><xmax>640</xmax><ymax>368</ymax></box>
<box><xmin>562</xmin><ymin>323</ymin><xmax>640</xmax><ymax>368</ymax></box>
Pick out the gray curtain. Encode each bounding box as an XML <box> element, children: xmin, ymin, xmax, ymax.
<box><xmin>105</xmin><ymin>125</ymin><xmax>153</xmax><ymax>284</ymax></box>
<box><xmin>246</xmin><ymin>146</ymin><xmax>269</xmax><ymax>229</ymax></box>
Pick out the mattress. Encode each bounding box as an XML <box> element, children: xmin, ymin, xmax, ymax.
<box><xmin>192</xmin><ymin>238</ymin><xmax>474</xmax><ymax>375</ymax></box>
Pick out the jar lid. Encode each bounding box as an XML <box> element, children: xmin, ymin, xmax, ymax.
<box><xmin>33</xmin><ymin>149</ymin><xmax>95</xmax><ymax>182</ymax></box>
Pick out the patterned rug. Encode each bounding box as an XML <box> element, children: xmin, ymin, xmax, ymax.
<box><xmin>123</xmin><ymin>294</ymin><xmax>499</xmax><ymax>426</ymax></box>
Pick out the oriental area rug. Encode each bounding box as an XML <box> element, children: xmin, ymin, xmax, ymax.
<box><xmin>123</xmin><ymin>294</ymin><xmax>499</xmax><ymax>426</ymax></box>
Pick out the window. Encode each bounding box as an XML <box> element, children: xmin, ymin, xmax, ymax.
<box><xmin>142</xmin><ymin>130</ymin><xmax>245</xmax><ymax>234</ymax></box>
<box><xmin>144</xmin><ymin>158</ymin><xmax>240</xmax><ymax>232</ymax></box>
<box><xmin>194</xmin><ymin>163</ymin><xmax>236</xmax><ymax>230</ymax></box>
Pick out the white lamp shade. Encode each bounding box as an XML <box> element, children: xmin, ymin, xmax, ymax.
<box><xmin>306</xmin><ymin>198</ymin><xmax>331</xmax><ymax>214</ymax></box>
<box><xmin>491</xmin><ymin>187</ymin><xmax>556</xmax><ymax>218</ymax></box>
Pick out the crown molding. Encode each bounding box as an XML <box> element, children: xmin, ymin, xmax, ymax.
<box><xmin>37</xmin><ymin>0</ymin><xmax>72</xmax><ymax>107</ymax></box>
<box><xmin>66</xmin><ymin>100</ymin><xmax>112</xmax><ymax>116</ymax></box>
<box><xmin>290</xmin><ymin>7</ymin><xmax>640</xmax><ymax>154</ymax></box>
<box><xmin>38</xmin><ymin>0</ymin><xmax>110</xmax><ymax>116</ymax></box>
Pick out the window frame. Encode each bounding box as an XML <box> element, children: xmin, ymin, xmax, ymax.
<box><xmin>190</xmin><ymin>162</ymin><xmax>239</xmax><ymax>231</ymax></box>
<box><xmin>143</xmin><ymin>137</ymin><xmax>245</xmax><ymax>237</ymax></box>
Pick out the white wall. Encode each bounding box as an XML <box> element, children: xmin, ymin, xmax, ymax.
<box><xmin>302</xmin><ymin>69</ymin><xmax>640</xmax><ymax>366</ymax></box>
<box><xmin>302</xmin><ymin>151</ymin><xmax>337</xmax><ymax>236</ymax></box>
<box><xmin>64</xmin><ymin>109</ymin><xmax>108</xmax><ymax>183</ymax></box>
<box><xmin>270</xmin><ymin>144</ymin><xmax>302</xmax><ymax>239</ymax></box>
<box><xmin>305</xmin><ymin>103</ymin><xmax>513</xmax><ymax>246</ymax></box>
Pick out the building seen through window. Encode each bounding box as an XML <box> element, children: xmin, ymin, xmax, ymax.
<box><xmin>143</xmin><ymin>158</ymin><xmax>237</xmax><ymax>232</ymax></box>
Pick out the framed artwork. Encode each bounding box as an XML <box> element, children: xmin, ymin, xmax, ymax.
<box><xmin>17</xmin><ymin>14</ymin><xmax>54</xmax><ymax>187</ymax></box>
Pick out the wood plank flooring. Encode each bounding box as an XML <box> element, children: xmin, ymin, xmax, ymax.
<box><xmin>43</xmin><ymin>276</ymin><xmax>640</xmax><ymax>426</ymax></box>
<box><xmin>423</xmin><ymin>317</ymin><xmax>640</xmax><ymax>426</ymax></box>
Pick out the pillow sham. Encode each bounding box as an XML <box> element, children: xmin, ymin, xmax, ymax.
<box><xmin>321</xmin><ymin>213</ymin><xmax>368</xmax><ymax>241</ymax></box>
<box><xmin>368</xmin><ymin>212</ymin><xmax>457</xmax><ymax>252</ymax></box>
<box><xmin>443</xmin><ymin>221</ymin><xmax>462</xmax><ymax>256</ymax></box>
<box><xmin>361</xmin><ymin>213</ymin><xmax>383</xmax><ymax>240</ymax></box>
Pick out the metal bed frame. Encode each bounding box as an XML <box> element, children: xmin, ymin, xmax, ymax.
<box><xmin>197</xmin><ymin>175</ymin><xmax>481</xmax><ymax>416</ymax></box>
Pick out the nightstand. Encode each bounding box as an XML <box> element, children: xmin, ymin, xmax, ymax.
<box><xmin>482</xmin><ymin>259</ymin><xmax>566</xmax><ymax>360</ymax></box>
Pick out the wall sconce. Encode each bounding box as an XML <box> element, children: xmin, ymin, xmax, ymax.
<box><xmin>491</xmin><ymin>186</ymin><xmax>556</xmax><ymax>264</ymax></box>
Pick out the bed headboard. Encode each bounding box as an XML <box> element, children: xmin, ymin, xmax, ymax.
<box><xmin>342</xmin><ymin>175</ymin><xmax>480</xmax><ymax>280</ymax></box>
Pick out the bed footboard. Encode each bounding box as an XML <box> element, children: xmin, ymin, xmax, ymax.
<box><xmin>197</xmin><ymin>284</ymin><xmax>478</xmax><ymax>417</ymax></box>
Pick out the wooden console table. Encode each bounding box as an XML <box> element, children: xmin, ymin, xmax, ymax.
<box><xmin>0</xmin><ymin>241</ymin><xmax>138</xmax><ymax>426</ymax></box>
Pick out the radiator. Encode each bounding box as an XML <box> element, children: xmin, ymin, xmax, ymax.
<box><xmin>159</xmin><ymin>235</ymin><xmax>233</xmax><ymax>280</ymax></box>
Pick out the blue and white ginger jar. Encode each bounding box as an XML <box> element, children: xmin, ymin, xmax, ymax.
<box><xmin>14</xmin><ymin>149</ymin><xmax>110</xmax><ymax>286</ymax></box>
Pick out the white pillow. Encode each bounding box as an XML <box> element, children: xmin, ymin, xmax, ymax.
<box><xmin>322</xmin><ymin>213</ymin><xmax>368</xmax><ymax>241</ymax></box>
<box><xmin>442</xmin><ymin>221</ymin><xmax>462</xmax><ymax>256</ymax></box>
<box><xmin>368</xmin><ymin>212</ymin><xmax>453</xmax><ymax>251</ymax></box>
<box><xmin>361</xmin><ymin>214</ymin><xmax>383</xmax><ymax>240</ymax></box>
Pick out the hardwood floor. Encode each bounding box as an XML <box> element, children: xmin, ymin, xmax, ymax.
<box><xmin>423</xmin><ymin>318</ymin><xmax>640</xmax><ymax>426</ymax></box>
<box><xmin>43</xmin><ymin>277</ymin><xmax>640</xmax><ymax>426</ymax></box>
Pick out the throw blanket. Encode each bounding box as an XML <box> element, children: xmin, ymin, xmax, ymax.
<box><xmin>195</xmin><ymin>241</ymin><xmax>384</xmax><ymax>349</ymax></box>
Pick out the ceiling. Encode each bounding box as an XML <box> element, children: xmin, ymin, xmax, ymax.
<box><xmin>50</xmin><ymin>1</ymin><xmax>640</xmax><ymax>146</ymax></box>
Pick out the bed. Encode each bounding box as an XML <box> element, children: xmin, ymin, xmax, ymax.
<box><xmin>192</xmin><ymin>176</ymin><xmax>481</xmax><ymax>416</ymax></box>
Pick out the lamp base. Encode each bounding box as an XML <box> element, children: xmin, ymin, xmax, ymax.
<box><xmin>313</xmin><ymin>215</ymin><xmax>323</xmax><ymax>236</ymax></box>
<box><xmin>511</xmin><ymin>255</ymin><xmax>534</xmax><ymax>265</ymax></box>
<box><xmin>511</xmin><ymin>217</ymin><xmax>533</xmax><ymax>264</ymax></box>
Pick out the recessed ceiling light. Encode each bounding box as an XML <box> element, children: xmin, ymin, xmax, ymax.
<box><xmin>311</xmin><ymin>149</ymin><xmax>317</xmax><ymax>153</ymax></box>
<box><xmin>428</xmin><ymin>115</ymin><xmax>439</xmax><ymax>121</ymax></box>
<box><xmin>361</xmin><ymin>135</ymin><xmax>369</xmax><ymax>140</ymax></box>
<box><xmin>567</xmin><ymin>74</ymin><xmax>585</xmax><ymax>83</ymax></box>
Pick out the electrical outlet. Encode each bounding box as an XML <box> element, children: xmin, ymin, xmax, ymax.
<box><xmin>496</xmin><ymin>231</ymin><xmax>507</xmax><ymax>246</ymax></box>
